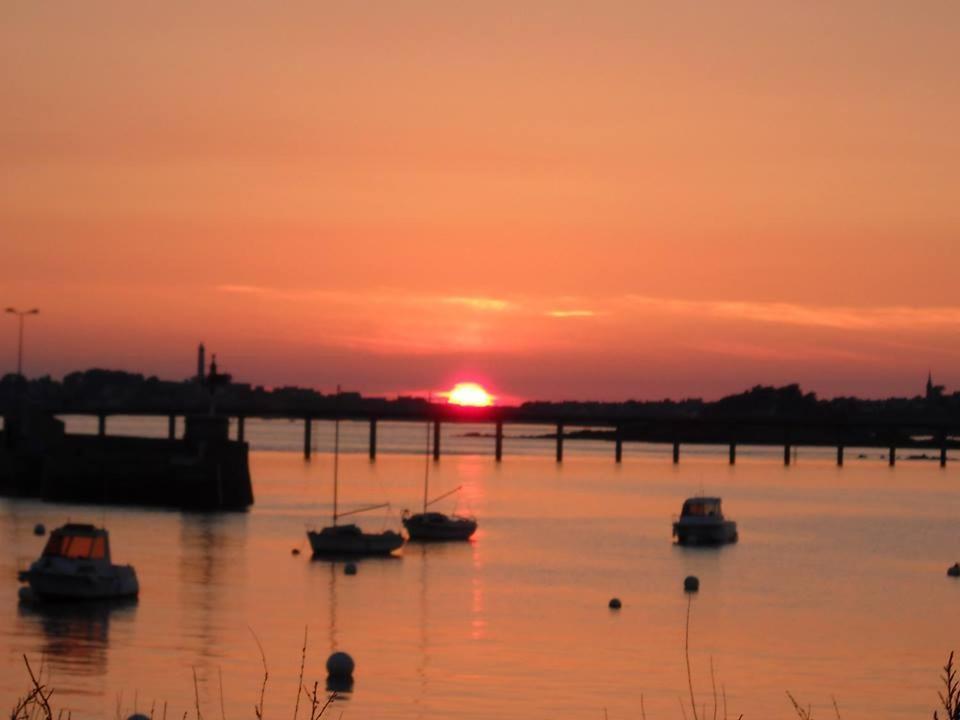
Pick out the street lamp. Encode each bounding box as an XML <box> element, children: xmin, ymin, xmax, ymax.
<box><xmin>5</xmin><ymin>308</ymin><xmax>39</xmax><ymax>378</ymax></box>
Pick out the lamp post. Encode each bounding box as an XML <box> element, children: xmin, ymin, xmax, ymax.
<box><xmin>5</xmin><ymin>308</ymin><xmax>39</xmax><ymax>378</ymax></box>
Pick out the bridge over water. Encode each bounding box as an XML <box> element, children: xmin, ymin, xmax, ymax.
<box><xmin>70</xmin><ymin>405</ymin><xmax>960</xmax><ymax>468</ymax></box>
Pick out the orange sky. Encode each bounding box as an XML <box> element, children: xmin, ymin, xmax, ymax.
<box><xmin>2</xmin><ymin>2</ymin><xmax>959</xmax><ymax>400</ymax></box>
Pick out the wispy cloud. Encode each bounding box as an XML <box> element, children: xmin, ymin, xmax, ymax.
<box><xmin>547</xmin><ymin>310</ymin><xmax>596</xmax><ymax>318</ymax></box>
<box><xmin>623</xmin><ymin>295</ymin><xmax>960</xmax><ymax>331</ymax></box>
<box><xmin>217</xmin><ymin>284</ymin><xmax>271</xmax><ymax>295</ymax></box>
<box><xmin>214</xmin><ymin>284</ymin><xmax>960</xmax><ymax>338</ymax></box>
<box><xmin>441</xmin><ymin>296</ymin><xmax>514</xmax><ymax>312</ymax></box>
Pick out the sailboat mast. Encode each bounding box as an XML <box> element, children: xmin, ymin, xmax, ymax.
<box><xmin>423</xmin><ymin>418</ymin><xmax>430</xmax><ymax>514</ymax></box>
<box><xmin>333</xmin><ymin>385</ymin><xmax>341</xmax><ymax>525</ymax></box>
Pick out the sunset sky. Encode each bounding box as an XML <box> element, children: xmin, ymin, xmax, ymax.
<box><xmin>3</xmin><ymin>2</ymin><xmax>959</xmax><ymax>401</ymax></box>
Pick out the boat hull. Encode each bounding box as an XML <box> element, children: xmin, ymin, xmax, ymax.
<box><xmin>307</xmin><ymin>526</ymin><xmax>404</xmax><ymax>556</ymax></box>
<box><xmin>673</xmin><ymin>520</ymin><xmax>738</xmax><ymax>546</ymax></box>
<box><xmin>403</xmin><ymin>513</ymin><xmax>477</xmax><ymax>541</ymax></box>
<box><xmin>19</xmin><ymin>566</ymin><xmax>139</xmax><ymax>601</ymax></box>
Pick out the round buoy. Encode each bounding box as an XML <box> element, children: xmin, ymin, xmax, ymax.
<box><xmin>608</xmin><ymin>597</ymin><xmax>622</xmax><ymax>609</ymax></box>
<box><xmin>344</xmin><ymin>562</ymin><xmax>358</xmax><ymax>576</ymax></box>
<box><xmin>684</xmin><ymin>576</ymin><xmax>700</xmax><ymax>593</ymax></box>
<box><xmin>327</xmin><ymin>651</ymin><xmax>355</xmax><ymax>680</ymax></box>
<box><xmin>33</xmin><ymin>523</ymin><xmax>45</xmax><ymax>536</ymax></box>
<box><xmin>291</xmin><ymin>548</ymin><xmax>301</xmax><ymax>556</ymax></box>
<box><xmin>948</xmin><ymin>563</ymin><xmax>960</xmax><ymax>578</ymax></box>
<box><xmin>127</xmin><ymin>715</ymin><xmax>151</xmax><ymax>720</ymax></box>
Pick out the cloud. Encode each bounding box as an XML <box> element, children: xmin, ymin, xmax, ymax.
<box><xmin>623</xmin><ymin>295</ymin><xmax>960</xmax><ymax>331</ymax></box>
<box><xmin>547</xmin><ymin>310</ymin><xmax>596</xmax><ymax>318</ymax></box>
<box><xmin>441</xmin><ymin>296</ymin><xmax>514</xmax><ymax>312</ymax></box>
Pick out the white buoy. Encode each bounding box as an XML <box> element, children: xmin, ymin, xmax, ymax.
<box><xmin>33</xmin><ymin>523</ymin><xmax>45</xmax><ymax>536</ymax></box>
<box><xmin>948</xmin><ymin>563</ymin><xmax>960</xmax><ymax>578</ymax></box>
<box><xmin>327</xmin><ymin>651</ymin><xmax>355</xmax><ymax>680</ymax></box>
<box><xmin>608</xmin><ymin>597</ymin><xmax>622</xmax><ymax>609</ymax></box>
<box><xmin>344</xmin><ymin>562</ymin><xmax>358</xmax><ymax>576</ymax></box>
<box><xmin>684</xmin><ymin>576</ymin><xmax>700</xmax><ymax>592</ymax></box>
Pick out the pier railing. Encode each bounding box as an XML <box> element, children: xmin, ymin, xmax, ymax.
<box><xmin>50</xmin><ymin>407</ymin><xmax>960</xmax><ymax>467</ymax></box>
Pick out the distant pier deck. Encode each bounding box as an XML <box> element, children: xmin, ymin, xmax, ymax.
<box><xmin>68</xmin><ymin>407</ymin><xmax>960</xmax><ymax>468</ymax></box>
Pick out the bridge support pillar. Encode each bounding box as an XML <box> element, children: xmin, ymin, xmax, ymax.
<box><xmin>369</xmin><ymin>419</ymin><xmax>377</xmax><ymax>460</ymax></box>
<box><xmin>672</xmin><ymin>441</ymin><xmax>680</xmax><ymax>464</ymax></box>
<box><xmin>556</xmin><ymin>423</ymin><xmax>564</xmax><ymax>462</ymax></box>
<box><xmin>615</xmin><ymin>427</ymin><xmax>623</xmax><ymax>463</ymax></box>
<box><xmin>495</xmin><ymin>421</ymin><xmax>503</xmax><ymax>462</ymax></box>
<box><xmin>729</xmin><ymin>442</ymin><xmax>736</xmax><ymax>465</ymax></box>
<box><xmin>433</xmin><ymin>421</ymin><xmax>441</xmax><ymax>461</ymax></box>
<box><xmin>304</xmin><ymin>417</ymin><xmax>312</xmax><ymax>460</ymax></box>
<box><xmin>168</xmin><ymin>414</ymin><xmax>176</xmax><ymax>440</ymax></box>
<box><xmin>784</xmin><ymin>444</ymin><xmax>791</xmax><ymax>466</ymax></box>
<box><xmin>98</xmin><ymin>413</ymin><xmax>107</xmax><ymax>437</ymax></box>
<box><xmin>837</xmin><ymin>445</ymin><xmax>844</xmax><ymax>467</ymax></box>
<box><xmin>237</xmin><ymin>415</ymin><xmax>245</xmax><ymax>442</ymax></box>
<box><xmin>889</xmin><ymin>447</ymin><xmax>896</xmax><ymax>466</ymax></box>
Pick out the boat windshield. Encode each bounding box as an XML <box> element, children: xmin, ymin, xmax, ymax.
<box><xmin>42</xmin><ymin>533</ymin><xmax>107</xmax><ymax>560</ymax></box>
<box><xmin>682</xmin><ymin>500</ymin><xmax>722</xmax><ymax>517</ymax></box>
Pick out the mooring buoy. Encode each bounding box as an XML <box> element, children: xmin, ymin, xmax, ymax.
<box><xmin>608</xmin><ymin>597</ymin><xmax>622</xmax><ymax>609</ymax></box>
<box><xmin>344</xmin><ymin>562</ymin><xmax>358</xmax><ymax>576</ymax></box>
<box><xmin>327</xmin><ymin>651</ymin><xmax>355</xmax><ymax>680</ymax></box>
<box><xmin>948</xmin><ymin>563</ymin><xmax>960</xmax><ymax>578</ymax></box>
<box><xmin>684</xmin><ymin>575</ymin><xmax>700</xmax><ymax>592</ymax></box>
<box><xmin>33</xmin><ymin>523</ymin><xmax>45</xmax><ymax>536</ymax></box>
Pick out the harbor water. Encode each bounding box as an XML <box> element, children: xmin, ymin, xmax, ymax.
<box><xmin>1</xmin><ymin>417</ymin><xmax>958</xmax><ymax>718</ymax></box>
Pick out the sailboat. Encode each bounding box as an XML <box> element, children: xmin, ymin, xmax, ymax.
<box><xmin>307</xmin><ymin>393</ymin><xmax>404</xmax><ymax>557</ymax></box>
<box><xmin>402</xmin><ymin>419</ymin><xmax>478</xmax><ymax>541</ymax></box>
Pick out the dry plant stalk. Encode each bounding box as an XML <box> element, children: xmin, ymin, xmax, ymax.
<box><xmin>684</xmin><ymin>595</ymin><xmax>699</xmax><ymax>720</ymax></box>
<box><xmin>294</xmin><ymin>627</ymin><xmax>308</xmax><ymax>720</ymax></box>
<box><xmin>249</xmin><ymin>628</ymin><xmax>269</xmax><ymax>720</ymax></box>
<box><xmin>935</xmin><ymin>651</ymin><xmax>960</xmax><ymax>720</ymax></box>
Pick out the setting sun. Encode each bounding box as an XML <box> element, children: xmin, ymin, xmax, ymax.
<box><xmin>445</xmin><ymin>382</ymin><xmax>495</xmax><ymax>407</ymax></box>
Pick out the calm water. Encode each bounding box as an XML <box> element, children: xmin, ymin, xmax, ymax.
<box><xmin>2</xmin><ymin>417</ymin><xmax>959</xmax><ymax>718</ymax></box>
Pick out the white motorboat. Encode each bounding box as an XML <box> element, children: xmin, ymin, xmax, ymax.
<box><xmin>18</xmin><ymin>523</ymin><xmax>139</xmax><ymax>600</ymax></box>
<box><xmin>672</xmin><ymin>497</ymin><xmax>738</xmax><ymax>546</ymax></box>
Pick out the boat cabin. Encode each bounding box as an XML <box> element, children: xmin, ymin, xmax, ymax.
<box><xmin>41</xmin><ymin>523</ymin><xmax>110</xmax><ymax>562</ymax></box>
<box><xmin>679</xmin><ymin>497</ymin><xmax>724</xmax><ymax>519</ymax></box>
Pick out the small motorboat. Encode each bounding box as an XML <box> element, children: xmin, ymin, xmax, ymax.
<box><xmin>18</xmin><ymin>523</ymin><xmax>139</xmax><ymax>601</ymax></box>
<box><xmin>672</xmin><ymin>497</ymin><xmax>738</xmax><ymax>546</ymax></box>
<box><xmin>403</xmin><ymin>510</ymin><xmax>477</xmax><ymax>541</ymax></box>
<box><xmin>307</xmin><ymin>524</ymin><xmax>404</xmax><ymax>556</ymax></box>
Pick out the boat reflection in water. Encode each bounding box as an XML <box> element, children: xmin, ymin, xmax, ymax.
<box><xmin>16</xmin><ymin>596</ymin><xmax>137</xmax><ymax>679</ymax></box>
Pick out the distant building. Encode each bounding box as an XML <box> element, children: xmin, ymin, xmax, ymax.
<box><xmin>197</xmin><ymin>344</ymin><xmax>206</xmax><ymax>384</ymax></box>
<box><xmin>926</xmin><ymin>371</ymin><xmax>945</xmax><ymax>401</ymax></box>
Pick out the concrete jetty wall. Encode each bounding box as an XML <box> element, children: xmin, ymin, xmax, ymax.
<box><xmin>0</xmin><ymin>412</ymin><xmax>253</xmax><ymax>511</ymax></box>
